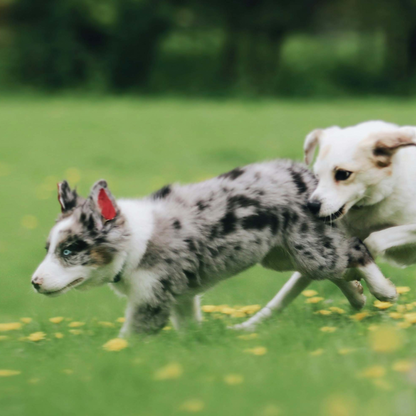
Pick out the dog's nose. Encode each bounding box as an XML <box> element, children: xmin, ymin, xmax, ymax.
<box><xmin>307</xmin><ymin>200</ymin><xmax>322</xmax><ymax>215</ymax></box>
<box><xmin>31</xmin><ymin>276</ymin><xmax>43</xmax><ymax>291</ymax></box>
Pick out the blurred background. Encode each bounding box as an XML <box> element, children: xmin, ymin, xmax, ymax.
<box><xmin>1</xmin><ymin>0</ymin><xmax>416</xmax><ymax>97</ymax></box>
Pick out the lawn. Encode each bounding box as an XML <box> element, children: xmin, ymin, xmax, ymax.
<box><xmin>1</xmin><ymin>96</ymin><xmax>416</xmax><ymax>416</ymax></box>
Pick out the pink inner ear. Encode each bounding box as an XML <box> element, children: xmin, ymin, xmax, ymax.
<box><xmin>57</xmin><ymin>183</ymin><xmax>65</xmax><ymax>212</ymax></box>
<box><xmin>98</xmin><ymin>188</ymin><xmax>116</xmax><ymax>221</ymax></box>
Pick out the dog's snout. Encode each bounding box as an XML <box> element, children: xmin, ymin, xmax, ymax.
<box><xmin>307</xmin><ymin>200</ymin><xmax>322</xmax><ymax>215</ymax></box>
<box><xmin>32</xmin><ymin>276</ymin><xmax>43</xmax><ymax>291</ymax></box>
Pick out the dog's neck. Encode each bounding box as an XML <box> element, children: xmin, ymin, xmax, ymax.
<box><xmin>109</xmin><ymin>199</ymin><xmax>155</xmax><ymax>294</ymax></box>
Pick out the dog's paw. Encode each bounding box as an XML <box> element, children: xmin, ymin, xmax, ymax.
<box><xmin>371</xmin><ymin>279</ymin><xmax>398</xmax><ymax>303</ymax></box>
<box><xmin>228</xmin><ymin>323</ymin><xmax>257</xmax><ymax>332</ymax></box>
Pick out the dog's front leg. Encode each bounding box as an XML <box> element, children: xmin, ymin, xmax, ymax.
<box><xmin>365</xmin><ymin>225</ymin><xmax>416</xmax><ymax>258</ymax></box>
<box><xmin>170</xmin><ymin>295</ymin><xmax>202</xmax><ymax>331</ymax></box>
<box><xmin>119</xmin><ymin>300</ymin><xmax>171</xmax><ymax>337</ymax></box>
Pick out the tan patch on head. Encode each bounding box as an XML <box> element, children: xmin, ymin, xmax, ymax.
<box><xmin>318</xmin><ymin>145</ymin><xmax>331</xmax><ymax>160</ymax></box>
<box><xmin>90</xmin><ymin>247</ymin><xmax>113</xmax><ymax>265</ymax></box>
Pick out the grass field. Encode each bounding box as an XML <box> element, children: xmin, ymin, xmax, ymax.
<box><xmin>2</xmin><ymin>97</ymin><xmax>416</xmax><ymax>416</ymax></box>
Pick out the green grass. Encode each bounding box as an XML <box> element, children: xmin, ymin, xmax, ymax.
<box><xmin>1</xmin><ymin>97</ymin><xmax>416</xmax><ymax>416</ymax></box>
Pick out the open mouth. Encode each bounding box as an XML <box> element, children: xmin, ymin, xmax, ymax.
<box><xmin>42</xmin><ymin>278</ymin><xmax>85</xmax><ymax>297</ymax></box>
<box><xmin>320</xmin><ymin>205</ymin><xmax>346</xmax><ymax>222</ymax></box>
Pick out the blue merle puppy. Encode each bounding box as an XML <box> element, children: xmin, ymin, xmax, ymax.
<box><xmin>31</xmin><ymin>160</ymin><xmax>386</xmax><ymax>335</ymax></box>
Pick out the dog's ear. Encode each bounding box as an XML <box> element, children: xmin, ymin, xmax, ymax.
<box><xmin>304</xmin><ymin>129</ymin><xmax>323</xmax><ymax>165</ymax></box>
<box><xmin>82</xmin><ymin>180</ymin><xmax>119</xmax><ymax>230</ymax></box>
<box><xmin>372</xmin><ymin>129</ymin><xmax>416</xmax><ymax>168</ymax></box>
<box><xmin>57</xmin><ymin>181</ymin><xmax>82</xmax><ymax>213</ymax></box>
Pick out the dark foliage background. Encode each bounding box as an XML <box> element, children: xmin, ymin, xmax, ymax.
<box><xmin>1</xmin><ymin>0</ymin><xmax>416</xmax><ymax>96</ymax></box>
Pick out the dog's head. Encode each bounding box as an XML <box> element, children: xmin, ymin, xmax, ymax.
<box><xmin>304</xmin><ymin>121</ymin><xmax>416</xmax><ymax>221</ymax></box>
<box><xmin>31</xmin><ymin>180</ymin><xmax>127</xmax><ymax>297</ymax></box>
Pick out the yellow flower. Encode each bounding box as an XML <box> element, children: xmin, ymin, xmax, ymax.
<box><xmin>392</xmin><ymin>360</ymin><xmax>413</xmax><ymax>373</ymax></box>
<box><xmin>237</xmin><ymin>333</ymin><xmax>258</xmax><ymax>340</ymax></box>
<box><xmin>302</xmin><ymin>290</ymin><xmax>318</xmax><ymax>297</ymax></box>
<box><xmin>404</xmin><ymin>313</ymin><xmax>416</xmax><ymax>324</ymax></box>
<box><xmin>69</xmin><ymin>329</ymin><xmax>83</xmax><ymax>335</ymax></box>
<box><xmin>103</xmin><ymin>338</ymin><xmax>128</xmax><ymax>352</ymax></box>
<box><xmin>0</xmin><ymin>322</ymin><xmax>22</xmax><ymax>332</ymax></box>
<box><xmin>224</xmin><ymin>374</ymin><xmax>244</xmax><ymax>385</ymax></box>
<box><xmin>374</xmin><ymin>301</ymin><xmax>393</xmax><ymax>310</ymax></box>
<box><xmin>372</xmin><ymin>379</ymin><xmax>393</xmax><ymax>390</ymax></box>
<box><xmin>406</xmin><ymin>304</ymin><xmax>414</xmax><ymax>311</ymax></box>
<box><xmin>27</xmin><ymin>332</ymin><xmax>46</xmax><ymax>342</ymax></box>
<box><xmin>21</xmin><ymin>215</ymin><xmax>38</xmax><ymax>230</ymax></box>
<box><xmin>397</xmin><ymin>321</ymin><xmax>411</xmax><ymax>329</ymax></box>
<box><xmin>231</xmin><ymin>311</ymin><xmax>247</xmax><ymax>318</ymax></box>
<box><xmin>368</xmin><ymin>324</ymin><xmax>379</xmax><ymax>331</ymax></box>
<box><xmin>55</xmin><ymin>333</ymin><xmax>64</xmax><ymax>339</ymax></box>
<box><xmin>338</xmin><ymin>348</ymin><xmax>356</xmax><ymax>355</ymax></box>
<box><xmin>315</xmin><ymin>310</ymin><xmax>332</xmax><ymax>316</ymax></box>
<box><xmin>220</xmin><ymin>307</ymin><xmax>236</xmax><ymax>315</ymax></box>
<box><xmin>49</xmin><ymin>317</ymin><xmax>64</xmax><ymax>324</ymax></box>
<box><xmin>359</xmin><ymin>365</ymin><xmax>386</xmax><ymax>379</ymax></box>
<box><xmin>310</xmin><ymin>349</ymin><xmax>325</xmax><ymax>356</ymax></box>
<box><xmin>260</xmin><ymin>404</ymin><xmax>281</xmax><ymax>416</ymax></box>
<box><xmin>0</xmin><ymin>370</ymin><xmax>21</xmax><ymax>377</ymax></box>
<box><xmin>306</xmin><ymin>297</ymin><xmax>324</xmax><ymax>304</ymax></box>
<box><xmin>20</xmin><ymin>318</ymin><xmax>32</xmax><ymax>324</ymax></box>
<box><xmin>68</xmin><ymin>321</ymin><xmax>85</xmax><ymax>328</ymax></box>
<box><xmin>397</xmin><ymin>305</ymin><xmax>406</xmax><ymax>313</ymax></box>
<box><xmin>180</xmin><ymin>399</ymin><xmax>204</xmax><ymax>412</ymax></box>
<box><xmin>320</xmin><ymin>326</ymin><xmax>337</xmax><ymax>333</ymax></box>
<box><xmin>62</xmin><ymin>369</ymin><xmax>74</xmax><ymax>375</ymax></box>
<box><xmin>350</xmin><ymin>312</ymin><xmax>370</xmax><ymax>321</ymax></box>
<box><xmin>65</xmin><ymin>168</ymin><xmax>81</xmax><ymax>185</ymax></box>
<box><xmin>239</xmin><ymin>305</ymin><xmax>261</xmax><ymax>315</ymax></box>
<box><xmin>369</xmin><ymin>326</ymin><xmax>403</xmax><ymax>353</ymax></box>
<box><xmin>329</xmin><ymin>307</ymin><xmax>346</xmax><ymax>314</ymax></box>
<box><xmin>0</xmin><ymin>336</ymin><xmax>9</xmax><ymax>341</ymax></box>
<box><xmin>389</xmin><ymin>312</ymin><xmax>403</xmax><ymax>320</ymax></box>
<box><xmin>396</xmin><ymin>286</ymin><xmax>411</xmax><ymax>294</ymax></box>
<box><xmin>98</xmin><ymin>321</ymin><xmax>115</xmax><ymax>328</ymax></box>
<box><xmin>163</xmin><ymin>326</ymin><xmax>172</xmax><ymax>331</ymax></box>
<box><xmin>154</xmin><ymin>363</ymin><xmax>183</xmax><ymax>380</ymax></box>
<box><xmin>244</xmin><ymin>347</ymin><xmax>267</xmax><ymax>356</ymax></box>
<box><xmin>201</xmin><ymin>305</ymin><xmax>218</xmax><ymax>313</ymax></box>
<box><xmin>116</xmin><ymin>317</ymin><xmax>125</xmax><ymax>323</ymax></box>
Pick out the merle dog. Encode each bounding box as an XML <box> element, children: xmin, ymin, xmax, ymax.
<box><xmin>32</xmin><ymin>160</ymin><xmax>390</xmax><ymax>335</ymax></box>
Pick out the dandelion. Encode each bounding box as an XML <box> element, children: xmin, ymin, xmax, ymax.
<box><xmin>306</xmin><ymin>297</ymin><xmax>324</xmax><ymax>304</ymax></box>
<box><xmin>329</xmin><ymin>307</ymin><xmax>346</xmax><ymax>314</ymax></box>
<box><xmin>310</xmin><ymin>349</ymin><xmax>325</xmax><ymax>356</ymax></box>
<box><xmin>237</xmin><ymin>333</ymin><xmax>258</xmax><ymax>340</ymax></box>
<box><xmin>350</xmin><ymin>312</ymin><xmax>370</xmax><ymax>321</ymax></box>
<box><xmin>220</xmin><ymin>307</ymin><xmax>236</xmax><ymax>315</ymax></box>
<box><xmin>0</xmin><ymin>370</ymin><xmax>21</xmax><ymax>377</ymax></box>
<box><xmin>320</xmin><ymin>326</ymin><xmax>337</xmax><ymax>333</ymax></box>
<box><xmin>20</xmin><ymin>318</ymin><xmax>32</xmax><ymax>324</ymax></box>
<box><xmin>302</xmin><ymin>290</ymin><xmax>318</xmax><ymax>297</ymax></box>
<box><xmin>261</xmin><ymin>404</ymin><xmax>281</xmax><ymax>416</ymax></box>
<box><xmin>244</xmin><ymin>347</ymin><xmax>267</xmax><ymax>356</ymax></box>
<box><xmin>55</xmin><ymin>333</ymin><xmax>64</xmax><ymax>339</ymax></box>
<box><xmin>98</xmin><ymin>321</ymin><xmax>115</xmax><ymax>328</ymax></box>
<box><xmin>374</xmin><ymin>301</ymin><xmax>393</xmax><ymax>310</ymax></box>
<box><xmin>180</xmin><ymin>399</ymin><xmax>204</xmax><ymax>412</ymax></box>
<box><xmin>397</xmin><ymin>305</ymin><xmax>406</xmax><ymax>313</ymax></box>
<box><xmin>406</xmin><ymin>304</ymin><xmax>414</xmax><ymax>311</ymax></box>
<box><xmin>372</xmin><ymin>379</ymin><xmax>393</xmax><ymax>390</ymax></box>
<box><xmin>0</xmin><ymin>322</ymin><xmax>22</xmax><ymax>332</ymax></box>
<box><xmin>389</xmin><ymin>312</ymin><xmax>403</xmax><ymax>320</ymax></box>
<box><xmin>359</xmin><ymin>365</ymin><xmax>386</xmax><ymax>379</ymax></box>
<box><xmin>404</xmin><ymin>313</ymin><xmax>416</xmax><ymax>324</ymax></box>
<box><xmin>116</xmin><ymin>317</ymin><xmax>125</xmax><ymax>323</ymax></box>
<box><xmin>0</xmin><ymin>336</ymin><xmax>9</xmax><ymax>341</ymax></box>
<box><xmin>315</xmin><ymin>310</ymin><xmax>332</xmax><ymax>316</ymax></box>
<box><xmin>397</xmin><ymin>287</ymin><xmax>411</xmax><ymax>294</ymax></box>
<box><xmin>201</xmin><ymin>305</ymin><xmax>218</xmax><ymax>313</ymax></box>
<box><xmin>397</xmin><ymin>321</ymin><xmax>411</xmax><ymax>329</ymax></box>
<box><xmin>392</xmin><ymin>360</ymin><xmax>413</xmax><ymax>373</ymax></box>
<box><xmin>103</xmin><ymin>338</ymin><xmax>128</xmax><ymax>352</ymax></box>
<box><xmin>69</xmin><ymin>330</ymin><xmax>83</xmax><ymax>335</ymax></box>
<box><xmin>27</xmin><ymin>332</ymin><xmax>46</xmax><ymax>342</ymax></box>
<box><xmin>239</xmin><ymin>305</ymin><xmax>261</xmax><ymax>315</ymax></box>
<box><xmin>231</xmin><ymin>311</ymin><xmax>247</xmax><ymax>318</ymax></box>
<box><xmin>368</xmin><ymin>324</ymin><xmax>379</xmax><ymax>331</ymax></box>
<box><xmin>49</xmin><ymin>317</ymin><xmax>64</xmax><ymax>324</ymax></box>
<box><xmin>224</xmin><ymin>374</ymin><xmax>244</xmax><ymax>385</ymax></box>
<box><xmin>68</xmin><ymin>321</ymin><xmax>85</xmax><ymax>328</ymax></box>
<box><xmin>369</xmin><ymin>326</ymin><xmax>403</xmax><ymax>353</ymax></box>
<box><xmin>62</xmin><ymin>369</ymin><xmax>74</xmax><ymax>375</ymax></box>
<box><xmin>154</xmin><ymin>363</ymin><xmax>183</xmax><ymax>380</ymax></box>
<box><xmin>338</xmin><ymin>348</ymin><xmax>356</xmax><ymax>355</ymax></box>
<box><xmin>21</xmin><ymin>215</ymin><xmax>38</xmax><ymax>230</ymax></box>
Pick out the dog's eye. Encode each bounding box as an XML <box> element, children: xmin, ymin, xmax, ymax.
<box><xmin>62</xmin><ymin>249</ymin><xmax>72</xmax><ymax>257</ymax></box>
<box><xmin>335</xmin><ymin>170</ymin><xmax>353</xmax><ymax>181</ymax></box>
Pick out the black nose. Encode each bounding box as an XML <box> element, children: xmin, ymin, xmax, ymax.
<box><xmin>32</xmin><ymin>281</ymin><xmax>41</xmax><ymax>291</ymax></box>
<box><xmin>307</xmin><ymin>200</ymin><xmax>322</xmax><ymax>215</ymax></box>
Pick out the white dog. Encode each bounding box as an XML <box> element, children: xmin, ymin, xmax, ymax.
<box><xmin>237</xmin><ymin>121</ymin><xmax>413</xmax><ymax>330</ymax></box>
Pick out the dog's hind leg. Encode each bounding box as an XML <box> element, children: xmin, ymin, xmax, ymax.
<box><xmin>331</xmin><ymin>279</ymin><xmax>366</xmax><ymax>310</ymax></box>
<box><xmin>171</xmin><ymin>295</ymin><xmax>202</xmax><ymax>331</ymax></box>
<box><xmin>230</xmin><ymin>272</ymin><xmax>311</xmax><ymax>331</ymax></box>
